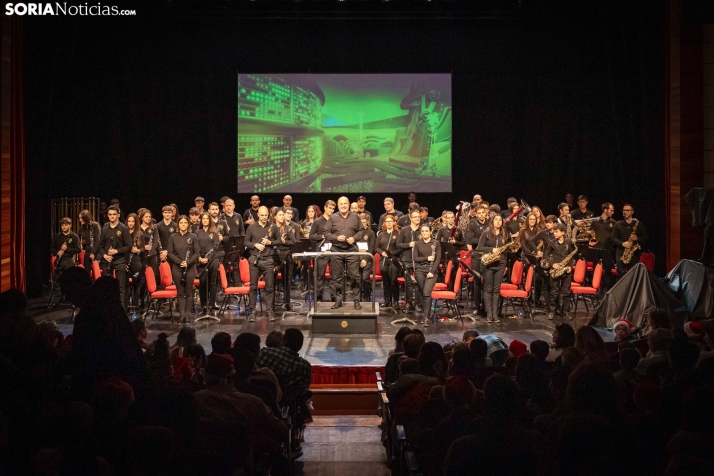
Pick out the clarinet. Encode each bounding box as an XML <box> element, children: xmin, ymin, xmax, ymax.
<box><xmin>127</xmin><ymin>232</ymin><xmax>138</xmax><ymax>272</ymax></box>
<box><xmin>53</xmin><ymin>237</ymin><xmax>70</xmax><ymax>273</ymax></box>
<box><xmin>181</xmin><ymin>247</ymin><xmax>191</xmax><ymax>284</ymax></box>
<box><xmin>102</xmin><ymin>236</ymin><xmax>114</xmax><ymax>277</ymax></box>
<box><xmin>197</xmin><ymin>238</ymin><xmax>220</xmax><ymax>279</ymax></box>
<box><xmin>252</xmin><ymin>224</ymin><xmax>274</xmax><ymax>266</ymax></box>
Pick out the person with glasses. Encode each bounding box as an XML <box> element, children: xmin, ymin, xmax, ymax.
<box><xmin>611</xmin><ymin>204</ymin><xmax>648</xmax><ymax>275</ymax></box>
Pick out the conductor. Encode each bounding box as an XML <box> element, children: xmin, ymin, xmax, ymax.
<box><xmin>324</xmin><ymin>197</ymin><xmax>365</xmax><ymax>310</ymax></box>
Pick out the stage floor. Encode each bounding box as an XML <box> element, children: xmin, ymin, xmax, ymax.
<box><xmin>28</xmin><ymin>284</ymin><xmax>608</xmax><ymax>367</ymax></box>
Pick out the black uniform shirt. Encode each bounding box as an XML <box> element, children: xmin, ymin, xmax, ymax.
<box><xmin>140</xmin><ymin>225</ymin><xmax>159</xmax><ymax>255</ymax></box>
<box><xmin>413</xmin><ymin>239</ymin><xmax>441</xmax><ymax>274</ymax></box>
<box><xmin>195</xmin><ymin>229</ymin><xmax>220</xmax><ymax>257</ymax></box>
<box><xmin>570</xmin><ymin>208</ymin><xmax>594</xmax><ymax>221</ymax></box>
<box><xmin>611</xmin><ymin>219</ymin><xmax>648</xmax><ymax>256</ymax></box>
<box><xmin>436</xmin><ymin>227</ymin><xmax>465</xmax><ymax>249</ymax></box>
<box><xmin>360</xmin><ymin>228</ymin><xmax>376</xmax><ymax>256</ymax></box>
<box><xmin>477</xmin><ymin>231</ymin><xmax>508</xmax><ymax>266</ymax></box>
<box><xmin>96</xmin><ymin>222</ymin><xmax>132</xmax><ymax>263</ymax></box>
<box><xmin>245</xmin><ymin>222</ymin><xmax>281</xmax><ymax>260</ymax></box>
<box><xmin>156</xmin><ymin>220</ymin><xmax>177</xmax><ymax>252</ymax></box>
<box><xmin>222</xmin><ymin>213</ymin><xmax>246</xmax><ymax>237</ymax></box>
<box><xmin>309</xmin><ymin>216</ymin><xmax>329</xmax><ymax>243</ymax></box>
<box><xmin>376</xmin><ymin>229</ymin><xmax>400</xmax><ymax>256</ymax></box>
<box><xmin>465</xmin><ymin>219</ymin><xmax>489</xmax><ymax>248</ymax></box>
<box><xmin>591</xmin><ymin>216</ymin><xmax>617</xmax><ymax>248</ymax></box>
<box><xmin>243</xmin><ymin>208</ymin><xmax>260</xmax><ymax>224</ymax></box>
<box><xmin>396</xmin><ymin>226</ymin><xmax>422</xmax><ymax>264</ymax></box>
<box><xmin>325</xmin><ymin>212</ymin><xmax>364</xmax><ymax>251</ymax></box>
<box><xmin>51</xmin><ymin>232</ymin><xmax>81</xmax><ymax>260</ymax></box>
<box><xmin>545</xmin><ymin>238</ymin><xmax>576</xmax><ymax>269</ymax></box>
<box><xmin>78</xmin><ymin>223</ymin><xmax>102</xmax><ymax>254</ymax></box>
<box><xmin>378</xmin><ymin>210</ymin><xmax>404</xmax><ymax>228</ymax></box>
<box><xmin>168</xmin><ymin>232</ymin><xmax>200</xmax><ymax>267</ymax></box>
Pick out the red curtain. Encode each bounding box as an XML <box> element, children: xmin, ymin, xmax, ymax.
<box><xmin>10</xmin><ymin>17</ymin><xmax>26</xmax><ymax>292</ymax></box>
<box><xmin>311</xmin><ymin>366</ymin><xmax>386</xmax><ymax>385</ymax></box>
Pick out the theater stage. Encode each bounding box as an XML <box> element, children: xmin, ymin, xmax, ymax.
<box><xmin>28</xmin><ymin>285</ymin><xmax>609</xmax><ymax>367</ymax></box>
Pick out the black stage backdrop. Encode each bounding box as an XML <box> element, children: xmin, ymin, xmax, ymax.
<box><xmin>23</xmin><ymin>1</ymin><xmax>665</xmax><ymax>296</ymax></box>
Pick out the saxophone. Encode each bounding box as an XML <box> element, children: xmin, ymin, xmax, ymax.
<box><xmin>481</xmin><ymin>238</ymin><xmax>519</xmax><ymax>265</ymax></box>
<box><xmin>549</xmin><ymin>247</ymin><xmax>579</xmax><ymax>278</ymax></box>
<box><xmin>620</xmin><ymin>220</ymin><xmax>640</xmax><ymax>264</ymax></box>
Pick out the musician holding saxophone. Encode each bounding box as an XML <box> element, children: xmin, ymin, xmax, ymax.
<box><xmin>477</xmin><ymin>215</ymin><xmax>509</xmax><ymax>323</ymax></box>
<box><xmin>543</xmin><ymin>224</ymin><xmax>577</xmax><ymax>320</ymax></box>
<box><xmin>611</xmin><ymin>204</ymin><xmax>648</xmax><ymax>275</ymax></box>
<box><xmin>168</xmin><ymin>215</ymin><xmax>200</xmax><ymax>322</ymax></box>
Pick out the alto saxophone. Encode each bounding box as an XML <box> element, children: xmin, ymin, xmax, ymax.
<box><xmin>550</xmin><ymin>247</ymin><xmax>579</xmax><ymax>278</ymax></box>
<box><xmin>621</xmin><ymin>220</ymin><xmax>640</xmax><ymax>264</ymax></box>
<box><xmin>481</xmin><ymin>238</ymin><xmax>519</xmax><ymax>265</ymax></box>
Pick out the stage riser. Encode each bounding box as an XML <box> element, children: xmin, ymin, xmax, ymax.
<box><xmin>312</xmin><ymin>318</ymin><xmax>377</xmax><ymax>334</ymax></box>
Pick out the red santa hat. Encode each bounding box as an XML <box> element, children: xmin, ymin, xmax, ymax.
<box><xmin>509</xmin><ymin>339</ymin><xmax>528</xmax><ymax>358</ymax></box>
<box><xmin>612</xmin><ymin>319</ymin><xmax>634</xmax><ymax>336</ymax></box>
<box><xmin>683</xmin><ymin>321</ymin><xmax>705</xmax><ymax>339</ymax></box>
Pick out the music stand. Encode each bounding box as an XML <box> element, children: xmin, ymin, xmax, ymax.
<box><xmin>385</xmin><ymin>250</ymin><xmax>416</xmax><ymax>326</ymax></box>
<box><xmin>522</xmin><ymin>254</ymin><xmax>548</xmax><ymax>317</ymax></box>
<box><xmin>278</xmin><ymin>240</ymin><xmax>312</xmax><ymax>316</ymax></box>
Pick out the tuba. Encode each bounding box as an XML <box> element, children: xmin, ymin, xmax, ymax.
<box><xmin>430</xmin><ymin>217</ymin><xmax>445</xmax><ymax>240</ymax></box>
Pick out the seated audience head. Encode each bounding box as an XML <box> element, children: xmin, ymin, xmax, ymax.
<box><xmin>175</xmin><ymin>325</ymin><xmax>197</xmax><ymax>349</ymax></box>
<box><xmin>132</xmin><ymin>319</ymin><xmax>148</xmax><ymax>340</ymax></box>
<box><xmin>561</xmin><ymin>347</ymin><xmax>584</xmax><ymax>368</ymax></box>
<box><xmin>483</xmin><ymin>373</ymin><xmax>522</xmax><ymax>421</ymax></box>
<box><xmin>205</xmin><ymin>353</ymin><xmax>236</xmax><ymax>382</ymax></box>
<box><xmin>283</xmin><ymin>328</ymin><xmax>304</xmax><ymax>353</ymax></box>
<box><xmin>683</xmin><ymin>321</ymin><xmax>706</xmax><ymax>342</ymax></box>
<box><xmin>231</xmin><ymin>347</ymin><xmax>255</xmax><ymax>381</ymax></box>
<box><xmin>185</xmin><ymin>343</ymin><xmax>206</xmax><ymax>371</ymax></box>
<box><xmin>469</xmin><ymin>338</ymin><xmax>488</xmax><ymax>359</ymax></box>
<box><xmin>646</xmin><ymin>308</ymin><xmax>672</xmax><ymax>331</ymax></box>
<box><xmin>403</xmin><ymin>333</ymin><xmax>426</xmax><ymax>359</ymax></box>
<box><xmin>550</xmin><ymin>365</ymin><xmax>573</xmax><ymax>406</ymax></box>
<box><xmin>462</xmin><ymin>329</ymin><xmax>479</xmax><ymax>344</ymax></box>
<box><xmin>450</xmin><ymin>347</ymin><xmax>476</xmax><ymax>376</ymax></box>
<box><xmin>509</xmin><ymin>339</ymin><xmax>528</xmax><ymax>358</ymax></box>
<box><xmin>530</xmin><ymin>340</ymin><xmax>550</xmax><ymax>361</ymax></box>
<box><xmin>394</xmin><ymin>326</ymin><xmax>412</xmax><ymax>353</ymax></box>
<box><xmin>553</xmin><ymin>323</ymin><xmax>575</xmax><ymax>350</ymax></box>
<box><xmin>398</xmin><ymin>358</ymin><xmax>420</xmax><ymax>377</ymax></box>
<box><xmin>619</xmin><ymin>348</ymin><xmax>641</xmax><ymax>371</ymax></box>
<box><xmin>668</xmin><ymin>340</ymin><xmax>700</xmax><ymax>375</ymax></box>
<box><xmin>0</xmin><ymin>288</ymin><xmax>28</xmax><ymax>318</ymax></box>
<box><xmin>265</xmin><ymin>330</ymin><xmax>284</xmax><ymax>348</ymax></box>
<box><xmin>612</xmin><ymin>319</ymin><xmax>634</xmax><ymax>342</ymax></box>
<box><xmin>58</xmin><ymin>266</ymin><xmax>92</xmax><ymax>308</ymax></box>
<box><xmin>233</xmin><ymin>332</ymin><xmax>261</xmax><ymax>358</ymax></box>
<box><xmin>566</xmin><ymin>364</ymin><xmax>620</xmax><ymax>420</ymax></box>
<box><xmin>575</xmin><ymin>326</ymin><xmax>608</xmax><ymax>362</ymax></box>
<box><xmin>550</xmin><ymin>414</ymin><xmax>625</xmax><ymax>476</ymax></box>
<box><xmin>417</xmin><ymin>341</ymin><xmax>447</xmax><ymax>378</ymax></box>
<box><xmin>210</xmin><ymin>332</ymin><xmax>232</xmax><ymax>354</ymax></box>
<box><xmin>648</xmin><ymin>328</ymin><xmax>674</xmax><ymax>353</ymax></box>
<box><xmin>443</xmin><ymin>376</ymin><xmax>476</xmax><ymax>410</ymax></box>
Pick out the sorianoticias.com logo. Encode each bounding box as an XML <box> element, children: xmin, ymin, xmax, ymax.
<box><xmin>5</xmin><ymin>3</ymin><xmax>137</xmax><ymax>16</ymax></box>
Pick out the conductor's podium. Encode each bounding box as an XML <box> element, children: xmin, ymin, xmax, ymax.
<box><xmin>310</xmin><ymin>301</ymin><xmax>380</xmax><ymax>334</ymax></box>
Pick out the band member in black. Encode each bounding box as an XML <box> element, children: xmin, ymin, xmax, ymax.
<box><xmin>529</xmin><ymin>215</ymin><xmax>558</xmax><ymax>309</ymax></box>
<box><xmin>274</xmin><ymin>209</ymin><xmax>297</xmax><ymax>312</ymax></box>
<box><xmin>396</xmin><ymin>209</ymin><xmax>423</xmax><ymax>312</ymax></box>
<box><xmin>358</xmin><ymin>213</ymin><xmax>376</xmax><ymax>301</ymax></box>
<box><xmin>544</xmin><ymin>224</ymin><xmax>576</xmax><ymax>320</ymax></box>
<box><xmin>478</xmin><ymin>214</ymin><xmax>508</xmax><ymax>323</ymax></box>
<box><xmin>611</xmin><ymin>204</ymin><xmax>648</xmax><ymax>275</ymax></box>
<box><xmin>325</xmin><ymin>197</ymin><xmax>365</xmax><ymax>310</ymax></box>
<box><xmin>208</xmin><ymin>202</ymin><xmax>228</xmax><ymax>269</ymax></box>
<box><xmin>283</xmin><ymin>208</ymin><xmax>301</xmax><ymax>241</ymax></box>
<box><xmin>125</xmin><ymin>213</ymin><xmax>146</xmax><ymax>308</ymax></box>
<box><xmin>505</xmin><ymin>201</ymin><xmax>523</xmax><ymax>236</ymax></box>
<box><xmin>194</xmin><ymin>196</ymin><xmax>205</xmax><ymax>215</ymax></box>
<box><xmin>156</xmin><ymin>205</ymin><xmax>177</xmax><ymax>263</ymax></box>
<box><xmin>78</xmin><ymin>209</ymin><xmax>101</xmax><ymax>271</ymax></box>
<box><xmin>414</xmin><ymin>224</ymin><xmax>441</xmax><ymax>326</ymax></box>
<box><xmin>300</xmin><ymin>205</ymin><xmax>319</xmax><ymax>239</ymax></box>
<box><xmin>222</xmin><ymin>199</ymin><xmax>246</xmax><ymax>237</ymax></box>
<box><xmin>196</xmin><ymin>213</ymin><xmax>221</xmax><ymax>312</ymax></box>
<box><xmin>96</xmin><ymin>206</ymin><xmax>132</xmax><ymax>307</ymax></box>
<box><xmin>51</xmin><ymin>217</ymin><xmax>81</xmax><ymax>281</ymax></box>
<box><xmin>243</xmin><ymin>195</ymin><xmax>260</xmax><ymax>226</ymax></box>
<box><xmin>357</xmin><ymin>196</ymin><xmax>372</xmax><ymax>224</ymax></box>
<box><xmin>557</xmin><ymin>203</ymin><xmax>574</xmax><ymax>233</ymax></box>
<box><xmin>245</xmin><ymin>206</ymin><xmax>280</xmax><ymax>321</ymax></box>
<box><xmin>378</xmin><ymin>197</ymin><xmax>404</xmax><ymax>228</ymax></box>
<box><xmin>279</xmin><ymin>195</ymin><xmax>300</xmax><ymax>223</ymax></box>
<box><xmin>436</xmin><ymin>210</ymin><xmax>465</xmax><ymax>289</ymax></box>
<box><xmin>188</xmin><ymin>208</ymin><xmax>201</xmax><ymax>233</ymax></box>
<box><xmin>465</xmin><ymin>205</ymin><xmax>489</xmax><ymax>314</ymax></box>
<box><xmin>376</xmin><ymin>213</ymin><xmax>400</xmax><ymax>311</ymax></box>
<box><xmin>397</xmin><ymin>203</ymin><xmax>420</xmax><ymax>228</ymax></box>
<box><xmin>570</xmin><ymin>195</ymin><xmax>594</xmax><ymax>221</ymax></box>
<box><xmin>591</xmin><ymin>202</ymin><xmax>617</xmax><ymax>248</ymax></box>
<box><xmin>308</xmin><ymin>200</ymin><xmax>335</xmax><ymax>301</ymax></box>
<box><xmin>168</xmin><ymin>215</ymin><xmax>200</xmax><ymax>322</ymax></box>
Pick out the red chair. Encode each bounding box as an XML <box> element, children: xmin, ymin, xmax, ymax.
<box><xmin>571</xmin><ymin>262</ymin><xmax>603</xmax><ymax>318</ymax></box>
<box><xmin>430</xmin><ymin>267</ymin><xmax>464</xmax><ymax>324</ymax></box>
<box><xmin>77</xmin><ymin>250</ymin><xmax>86</xmax><ymax>269</ymax></box>
<box><xmin>369</xmin><ymin>253</ymin><xmax>382</xmax><ymax>281</ymax></box>
<box><xmin>145</xmin><ymin>266</ymin><xmax>178</xmax><ymax>322</ymax></box>
<box><xmin>501</xmin><ymin>260</ymin><xmax>523</xmax><ymax>291</ymax></box>
<box><xmin>218</xmin><ymin>263</ymin><xmax>250</xmax><ymax>318</ymax></box>
<box><xmin>159</xmin><ymin>261</ymin><xmax>176</xmax><ymax>290</ymax></box>
<box><xmin>238</xmin><ymin>258</ymin><xmax>264</xmax><ymax>311</ymax></box>
<box><xmin>639</xmin><ymin>252</ymin><xmax>655</xmax><ymax>272</ymax></box>
<box><xmin>570</xmin><ymin>259</ymin><xmax>586</xmax><ymax>289</ymax></box>
<box><xmin>92</xmin><ymin>260</ymin><xmax>102</xmax><ymax>282</ymax></box>
<box><xmin>499</xmin><ymin>265</ymin><xmax>535</xmax><ymax>323</ymax></box>
<box><xmin>433</xmin><ymin>260</ymin><xmax>452</xmax><ymax>291</ymax></box>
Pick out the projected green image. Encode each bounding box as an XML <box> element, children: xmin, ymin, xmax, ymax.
<box><xmin>237</xmin><ymin>74</ymin><xmax>452</xmax><ymax>194</ymax></box>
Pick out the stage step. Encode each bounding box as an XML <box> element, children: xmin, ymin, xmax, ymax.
<box><xmin>310</xmin><ymin>384</ymin><xmax>378</xmax><ymax>416</ymax></box>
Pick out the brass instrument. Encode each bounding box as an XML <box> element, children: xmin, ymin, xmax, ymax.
<box><xmin>456</xmin><ymin>201</ymin><xmax>471</xmax><ymax>235</ymax></box>
<box><xmin>550</xmin><ymin>247</ymin><xmax>579</xmax><ymax>278</ymax></box>
<box><xmin>481</xmin><ymin>238</ymin><xmax>519</xmax><ymax>265</ymax></box>
<box><xmin>430</xmin><ymin>216</ymin><xmax>445</xmax><ymax>240</ymax></box>
<box><xmin>621</xmin><ymin>220</ymin><xmax>640</xmax><ymax>264</ymax></box>
<box><xmin>299</xmin><ymin>220</ymin><xmax>312</xmax><ymax>238</ymax></box>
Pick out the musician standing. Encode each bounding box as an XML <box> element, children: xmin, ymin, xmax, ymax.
<box><xmin>357</xmin><ymin>196</ymin><xmax>372</xmax><ymax>224</ymax></box>
<box><xmin>465</xmin><ymin>205</ymin><xmax>489</xmax><ymax>315</ymax></box>
<box><xmin>557</xmin><ymin>203</ymin><xmax>574</xmax><ymax>231</ymax></box>
<box><xmin>378</xmin><ymin>197</ymin><xmax>404</xmax><ymax>228</ymax></box>
<box><xmin>208</xmin><ymin>202</ymin><xmax>228</xmax><ymax>275</ymax></box>
<box><xmin>570</xmin><ymin>195</ymin><xmax>594</xmax><ymax>221</ymax></box>
<box><xmin>168</xmin><ymin>215</ymin><xmax>200</xmax><ymax>322</ymax></box>
<box><xmin>477</xmin><ymin>215</ymin><xmax>508</xmax><ymax>323</ymax></box>
<box><xmin>96</xmin><ymin>206</ymin><xmax>132</xmax><ymax>307</ymax></box>
<box><xmin>413</xmin><ymin>224</ymin><xmax>441</xmax><ymax>326</ymax></box>
<box><xmin>308</xmin><ymin>200</ymin><xmax>335</xmax><ymax>301</ymax></box>
<box><xmin>396</xmin><ymin>209</ymin><xmax>424</xmax><ymax>313</ymax></box>
<box><xmin>125</xmin><ymin>214</ymin><xmax>146</xmax><ymax>309</ymax></box>
<box><xmin>280</xmin><ymin>195</ymin><xmax>300</xmax><ymax>223</ymax></box>
<box><xmin>358</xmin><ymin>213</ymin><xmax>376</xmax><ymax>301</ymax></box>
<box><xmin>245</xmin><ymin>206</ymin><xmax>280</xmax><ymax>321</ymax></box>
<box><xmin>194</xmin><ymin>196</ymin><xmax>205</xmax><ymax>215</ymax></box>
<box><xmin>51</xmin><ymin>217</ymin><xmax>81</xmax><ymax>281</ymax></box>
<box><xmin>397</xmin><ymin>203</ymin><xmax>421</xmax><ymax>228</ymax></box>
<box><xmin>188</xmin><ymin>208</ymin><xmax>201</xmax><ymax>233</ymax></box>
<box><xmin>78</xmin><ymin>210</ymin><xmax>101</xmax><ymax>271</ymax></box>
<box><xmin>544</xmin><ymin>224</ymin><xmax>576</xmax><ymax>320</ymax></box>
<box><xmin>591</xmin><ymin>202</ymin><xmax>617</xmax><ymax>247</ymax></box>
<box><xmin>243</xmin><ymin>195</ymin><xmax>260</xmax><ymax>226</ymax></box>
<box><xmin>529</xmin><ymin>215</ymin><xmax>558</xmax><ymax>309</ymax></box>
<box><xmin>611</xmin><ymin>204</ymin><xmax>648</xmax><ymax>275</ymax></box>
<box><xmin>156</xmin><ymin>205</ymin><xmax>177</xmax><ymax>262</ymax></box>
<box><xmin>196</xmin><ymin>213</ymin><xmax>221</xmax><ymax>313</ymax></box>
<box><xmin>274</xmin><ymin>209</ymin><xmax>297</xmax><ymax>314</ymax></box>
<box><xmin>325</xmin><ymin>197</ymin><xmax>364</xmax><ymax>309</ymax></box>
<box><xmin>375</xmin><ymin>213</ymin><xmax>400</xmax><ymax>311</ymax></box>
